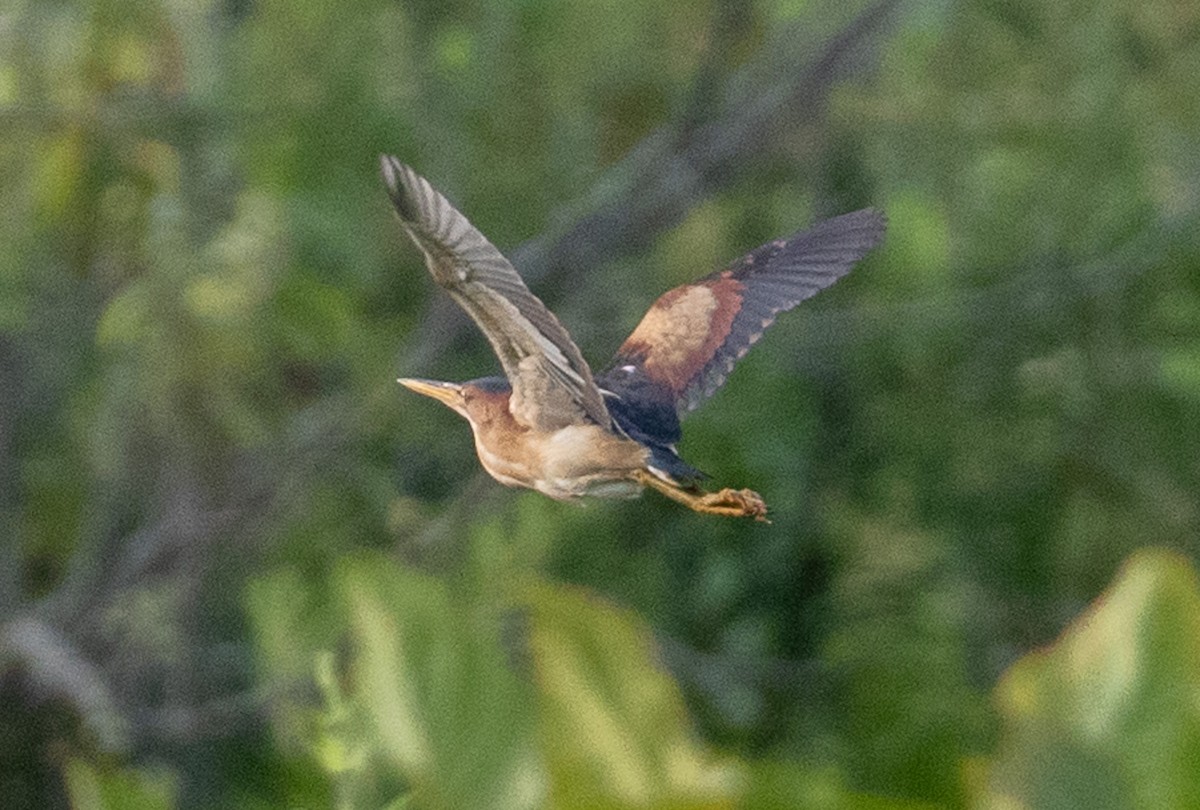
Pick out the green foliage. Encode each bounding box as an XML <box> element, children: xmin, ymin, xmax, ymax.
<box><xmin>3</xmin><ymin>0</ymin><xmax>1200</xmax><ymax>807</ymax></box>
<box><xmin>62</xmin><ymin>759</ymin><xmax>175</xmax><ymax>810</ymax></box>
<box><xmin>981</xmin><ymin>549</ymin><xmax>1200</xmax><ymax>810</ymax></box>
<box><xmin>338</xmin><ymin>557</ymin><xmax>536</xmax><ymax>810</ymax></box>
<box><xmin>248</xmin><ymin>554</ymin><xmax>742</xmax><ymax>809</ymax></box>
<box><xmin>524</xmin><ymin>581</ymin><xmax>739</xmax><ymax>808</ymax></box>
<box><xmin>243</xmin><ymin>549</ymin><xmax>1200</xmax><ymax>810</ymax></box>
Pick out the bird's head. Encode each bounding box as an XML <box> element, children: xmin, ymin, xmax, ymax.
<box><xmin>397</xmin><ymin>376</ymin><xmax>512</xmax><ymax>428</ymax></box>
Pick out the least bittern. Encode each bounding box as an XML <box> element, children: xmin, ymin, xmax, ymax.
<box><xmin>382</xmin><ymin>157</ymin><xmax>884</xmax><ymax>520</ymax></box>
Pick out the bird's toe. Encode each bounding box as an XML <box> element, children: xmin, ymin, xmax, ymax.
<box><xmin>701</xmin><ymin>487</ymin><xmax>770</xmax><ymax>522</ymax></box>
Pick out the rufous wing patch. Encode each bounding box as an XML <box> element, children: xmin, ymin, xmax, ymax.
<box><xmin>617</xmin><ymin>274</ymin><xmax>745</xmax><ymax>395</ymax></box>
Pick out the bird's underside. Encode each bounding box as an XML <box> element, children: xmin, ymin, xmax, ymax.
<box><xmin>382</xmin><ymin>156</ymin><xmax>885</xmax><ymax>521</ymax></box>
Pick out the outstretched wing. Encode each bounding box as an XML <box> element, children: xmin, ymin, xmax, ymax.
<box><xmin>604</xmin><ymin>208</ymin><xmax>885</xmax><ymax>415</ymax></box>
<box><xmin>381</xmin><ymin>156</ymin><xmax>609</xmax><ymax>430</ymax></box>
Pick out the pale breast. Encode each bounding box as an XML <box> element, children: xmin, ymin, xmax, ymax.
<box><xmin>472</xmin><ymin>420</ymin><xmax>648</xmax><ymax>500</ymax></box>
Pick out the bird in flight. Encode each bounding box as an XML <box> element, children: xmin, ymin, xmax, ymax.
<box><xmin>382</xmin><ymin>156</ymin><xmax>884</xmax><ymax>520</ymax></box>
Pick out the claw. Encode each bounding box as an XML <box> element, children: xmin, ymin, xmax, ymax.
<box><xmin>634</xmin><ymin>470</ymin><xmax>770</xmax><ymax>522</ymax></box>
<box><xmin>698</xmin><ymin>487</ymin><xmax>770</xmax><ymax>522</ymax></box>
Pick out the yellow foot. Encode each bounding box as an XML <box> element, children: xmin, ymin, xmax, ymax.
<box><xmin>633</xmin><ymin>470</ymin><xmax>771</xmax><ymax>522</ymax></box>
<box><xmin>697</xmin><ymin>487</ymin><xmax>770</xmax><ymax>522</ymax></box>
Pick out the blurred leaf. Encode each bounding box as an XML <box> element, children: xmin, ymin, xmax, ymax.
<box><xmin>0</xmin><ymin>270</ymin><xmax>30</xmax><ymax>331</ymax></box>
<box><xmin>1160</xmin><ymin>345</ymin><xmax>1200</xmax><ymax>400</ymax></box>
<box><xmin>876</xmin><ymin>189</ymin><xmax>950</xmax><ymax>291</ymax></box>
<box><xmin>747</xmin><ymin>762</ymin><xmax>944</xmax><ymax>810</ymax></box>
<box><xmin>312</xmin><ymin>651</ymin><xmax>365</xmax><ymax>777</ymax></box>
<box><xmin>34</xmin><ymin>131</ymin><xmax>84</xmax><ymax>220</ymax></box>
<box><xmin>824</xmin><ymin>504</ymin><xmax>988</xmax><ymax>803</ymax></box>
<box><xmin>63</xmin><ymin>758</ymin><xmax>175</xmax><ymax>810</ymax></box>
<box><xmin>309</xmin><ymin>649</ymin><xmax>397</xmax><ymax>809</ymax></box>
<box><xmin>980</xmin><ymin>548</ymin><xmax>1200</xmax><ymax>810</ymax></box>
<box><xmin>524</xmin><ymin>581</ymin><xmax>741</xmax><ymax>809</ymax></box>
<box><xmin>246</xmin><ymin>567</ymin><xmax>340</xmax><ymax>758</ymax></box>
<box><xmin>248</xmin><ymin>568</ymin><xmax>336</xmax><ymax>687</ymax></box>
<box><xmin>336</xmin><ymin>555</ymin><xmax>542</xmax><ymax>810</ymax></box>
<box><xmin>274</xmin><ymin>275</ymin><xmax>356</xmax><ymax>362</ymax></box>
<box><xmin>96</xmin><ymin>284</ymin><xmax>152</xmax><ymax>347</ymax></box>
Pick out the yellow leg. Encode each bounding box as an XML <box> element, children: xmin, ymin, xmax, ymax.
<box><xmin>633</xmin><ymin>470</ymin><xmax>770</xmax><ymax>523</ymax></box>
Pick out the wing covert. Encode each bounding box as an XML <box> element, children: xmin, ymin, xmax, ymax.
<box><xmin>606</xmin><ymin>208</ymin><xmax>885</xmax><ymax>415</ymax></box>
<box><xmin>381</xmin><ymin>156</ymin><xmax>609</xmax><ymax>430</ymax></box>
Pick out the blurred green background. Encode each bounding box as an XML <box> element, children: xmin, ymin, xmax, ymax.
<box><xmin>3</xmin><ymin>0</ymin><xmax>1200</xmax><ymax>808</ymax></box>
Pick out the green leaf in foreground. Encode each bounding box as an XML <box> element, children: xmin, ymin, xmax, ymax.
<box><xmin>62</xmin><ymin>759</ymin><xmax>175</xmax><ymax>810</ymax></box>
<box><xmin>336</xmin><ymin>557</ymin><xmax>542</xmax><ymax>810</ymax></box>
<box><xmin>980</xmin><ymin>548</ymin><xmax>1200</xmax><ymax>810</ymax></box>
<box><xmin>524</xmin><ymin>581</ymin><xmax>741</xmax><ymax>809</ymax></box>
<box><xmin>746</xmin><ymin>761</ymin><xmax>944</xmax><ymax>810</ymax></box>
